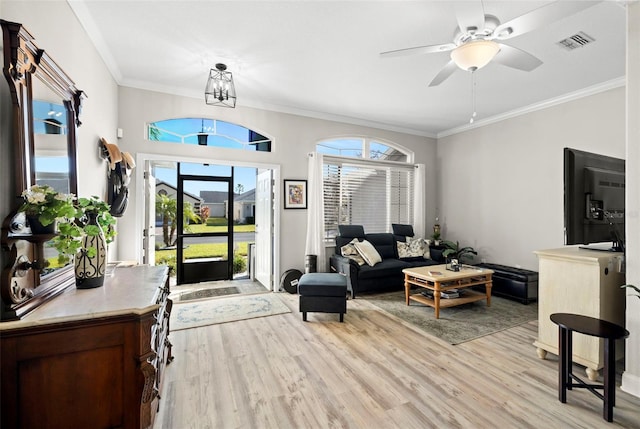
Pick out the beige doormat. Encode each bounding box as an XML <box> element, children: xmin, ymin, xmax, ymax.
<box><xmin>177</xmin><ymin>286</ymin><xmax>239</xmax><ymax>301</ymax></box>
<box><xmin>170</xmin><ymin>293</ymin><xmax>291</xmax><ymax>331</ymax></box>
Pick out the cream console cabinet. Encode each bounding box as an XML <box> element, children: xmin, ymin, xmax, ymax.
<box><xmin>0</xmin><ymin>265</ymin><xmax>173</xmax><ymax>429</ymax></box>
<box><xmin>533</xmin><ymin>247</ymin><xmax>625</xmax><ymax>380</ymax></box>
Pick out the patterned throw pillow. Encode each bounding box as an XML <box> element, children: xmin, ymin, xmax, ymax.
<box><xmin>341</xmin><ymin>238</ymin><xmax>365</xmax><ymax>266</ymax></box>
<box><xmin>397</xmin><ymin>240</ymin><xmax>411</xmax><ymax>258</ymax></box>
<box><xmin>398</xmin><ymin>237</ymin><xmax>430</xmax><ymax>259</ymax></box>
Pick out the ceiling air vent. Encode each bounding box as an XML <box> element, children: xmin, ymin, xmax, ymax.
<box><xmin>557</xmin><ymin>32</ymin><xmax>595</xmax><ymax>51</ymax></box>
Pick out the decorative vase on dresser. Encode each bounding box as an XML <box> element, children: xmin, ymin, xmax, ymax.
<box><xmin>74</xmin><ymin>212</ymin><xmax>107</xmax><ymax>289</ymax></box>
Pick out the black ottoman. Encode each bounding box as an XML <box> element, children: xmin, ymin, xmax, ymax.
<box><xmin>476</xmin><ymin>263</ymin><xmax>538</xmax><ymax>304</ymax></box>
<box><xmin>298</xmin><ymin>273</ymin><xmax>347</xmax><ymax>322</ymax></box>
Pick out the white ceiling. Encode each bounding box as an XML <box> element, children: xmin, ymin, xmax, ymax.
<box><xmin>68</xmin><ymin>0</ymin><xmax>627</xmax><ymax>137</ymax></box>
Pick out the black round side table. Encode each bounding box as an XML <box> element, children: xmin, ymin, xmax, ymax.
<box><xmin>550</xmin><ymin>313</ymin><xmax>629</xmax><ymax>423</ymax></box>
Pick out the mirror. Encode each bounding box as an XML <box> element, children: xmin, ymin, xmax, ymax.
<box><xmin>1</xmin><ymin>20</ymin><xmax>83</xmax><ymax>320</ymax></box>
<box><xmin>32</xmin><ymin>82</ymin><xmax>74</xmax><ymax>278</ymax></box>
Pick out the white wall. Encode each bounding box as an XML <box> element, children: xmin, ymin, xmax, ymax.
<box><xmin>1</xmin><ymin>2</ymin><xmax>119</xmax><ymax>257</ymax></box>
<box><xmin>116</xmin><ymin>86</ymin><xmax>437</xmax><ymax>274</ymax></box>
<box><xmin>622</xmin><ymin>0</ymin><xmax>640</xmax><ymax>398</ymax></box>
<box><xmin>437</xmin><ymin>87</ymin><xmax>625</xmax><ymax>271</ymax></box>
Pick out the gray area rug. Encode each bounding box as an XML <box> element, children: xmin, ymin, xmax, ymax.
<box><xmin>177</xmin><ymin>286</ymin><xmax>239</xmax><ymax>301</ymax></box>
<box><xmin>171</xmin><ymin>293</ymin><xmax>291</xmax><ymax>331</ymax></box>
<box><xmin>363</xmin><ymin>290</ymin><xmax>537</xmax><ymax>345</ymax></box>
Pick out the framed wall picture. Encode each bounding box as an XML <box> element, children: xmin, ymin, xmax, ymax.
<box><xmin>284</xmin><ymin>179</ymin><xmax>307</xmax><ymax>209</ymax></box>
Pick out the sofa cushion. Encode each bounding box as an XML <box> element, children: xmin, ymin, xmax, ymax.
<box><xmin>340</xmin><ymin>238</ymin><xmax>365</xmax><ymax>266</ymax></box>
<box><xmin>403</xmin><ymin>258</ymin><xmax>441</xmax><ymax>268</ymax></box>
<box><xmin>358</xmin><ymin>259</ymin><xmax>409</xmax><ymax>279</ymax></box>
<box><xmin>338</xmin><ymin>225</ymin><xmax>365</xmax><ymax>238</ymax></box>
<box><xmin>392</xmin><ymin>223</ymin><xmax>414</xmax><ymax>240</ymax></box>
<box><xmin>354</xmin><ymin>240</ymin><xmax>382</xmax><ymax>266</ymax></box>
<box><xmin>365</xmin><ymin>233</ymin><xmax>396</xmax><ymax>259</ymax></box>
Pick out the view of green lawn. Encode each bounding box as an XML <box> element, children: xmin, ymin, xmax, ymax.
<box><xmin>155</xmin><ymin>236</ymin><xmax>250</xmax><ymax>276</ymax></box>
<box><xmin>156</xmin><ymin>242</ymin><xmax>248</xmax><ymax>259</ymax></box>
<box><xmin>186</xmin><ymin>224</ymin><xmax>255</xmax><ymax>233</ymax></box>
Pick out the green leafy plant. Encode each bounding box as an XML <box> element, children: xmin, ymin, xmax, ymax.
<box><xmin>441</xmin><ymin>240</ymin><xmax>477</xmax><ymax>263</ymax></box>
<box><xmin>52</xmin><ymin>196</ymin><xmax>116</xmax><ymax>264</ymax></box>
<box><xmin>233</xmin><ymin>253</ymin><xmax>247</xmax><ymax>274</ymax></box>
<box><xmin>19</xmin><ymin>184</ymin><xmax>76</xmax><ymax>226</ymax></box>
<box><xmin>621</xmin><ymin>284</ymin><xmax>640</xmax><ymax>299</ymax></box>
<box><xmin>155</xmin><ymin>193</ymin><xmax>201</xmax><ymax>247</ymax></box>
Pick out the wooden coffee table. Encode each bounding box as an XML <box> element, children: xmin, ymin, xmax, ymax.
<box><xmin>402</xmin><ymin>264</ymin><xmax>494</xmax><ymax>319</ymax></box>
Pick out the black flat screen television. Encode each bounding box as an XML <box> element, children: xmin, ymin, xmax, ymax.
<box><xmin>564</xmin><ymin>148</ymin><xmax>625</xmax><ymax>252</ymax></box>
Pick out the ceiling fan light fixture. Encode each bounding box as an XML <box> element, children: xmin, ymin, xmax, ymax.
<box><xmin>450</xmin><ymin>40</ymin><xmax>500</xmax><ymax>71</ymax></box>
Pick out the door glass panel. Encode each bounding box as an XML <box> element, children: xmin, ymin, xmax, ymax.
<box><xmin>182</xmin><ymin>236</ymin><xmax>228</xmax><ymax>263</ymax></box>
<box><xmin>184</xmin><ymin>179</ymin><xmax>229</xmax><ymax>234</ymax></box>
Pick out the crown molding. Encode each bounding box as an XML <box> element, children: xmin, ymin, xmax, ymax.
<box><xmin>437</xmin><ymin>77</ymin><xmax>626</xmax><ymax>139</ymax></box>
<box><xmin>68</xmin><ymin>0</ymin><xmax>123</xmax><ymax>82</ymax></box>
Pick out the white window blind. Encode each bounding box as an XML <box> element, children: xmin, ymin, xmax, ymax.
<box><xmin>323</xmin><ymin>156</ymin><xmax>415</xmax><ymax>238</ymax></box>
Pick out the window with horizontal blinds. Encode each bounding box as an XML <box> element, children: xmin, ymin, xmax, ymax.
<box><xmin>323</xmin><ymin>157</ymin><xmax>415</xmax><ymax>239</ymax></box>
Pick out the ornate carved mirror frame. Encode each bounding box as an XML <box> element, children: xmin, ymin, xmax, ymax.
<box><xmin>1</xmin><ymin>20</ymin><xmax>85</xmax><ymax>320</ymax></box>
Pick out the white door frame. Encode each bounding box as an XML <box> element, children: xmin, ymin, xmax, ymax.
<box><xmin>142</xmin><ymin>160</ymin><xmax>156</xmax><ymax>265</ymax></box>
<box><xmin>134</xmin><ymin>152</ymin><xmax>281</xmax><ymax>291</ymax></box>
<box><xmin>255</xmin><ymin>169</ymin><xmax>273</xmax><ymax>289</ymax></box>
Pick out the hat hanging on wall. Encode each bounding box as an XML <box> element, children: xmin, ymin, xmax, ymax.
<box><xmin>99</xmin><ymin>137</ymin><xmax>122</xmax><ymax>170</ymax></box>
<box><xmin>121</xmin><ymin>152</ymin><xmax>136</xmax><ymax>171</ymax></box>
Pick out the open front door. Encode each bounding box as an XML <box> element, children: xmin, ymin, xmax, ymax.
<box><xmin>143</xmin><ymin>160</ymin><xmax>156</xmax><ymax>265</ymax></box>
<box><xmin>176</xmin><ymin>172</ymin><xmax>233</xmax><ymax>284</ymax></box>
<box><xmin>255</xmin><ymin>169</ymin><xmax>273</xmax><ymax>290</ymax></box>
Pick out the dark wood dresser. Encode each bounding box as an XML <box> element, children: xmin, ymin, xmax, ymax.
<box><xmin>0</xmin><ymin>265</ymin><xmax>173</xmax><ymax>429</ymax></box>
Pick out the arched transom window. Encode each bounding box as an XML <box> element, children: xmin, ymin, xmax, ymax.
<box><xmin>148</xmin><ymin>118</ymin><xmax>271</xmax><ymax>152</ymax></box>
<box><xmin>316</xmin><ymin>138</ymin><xmax>411</xmax><ymax>162</ymax></box>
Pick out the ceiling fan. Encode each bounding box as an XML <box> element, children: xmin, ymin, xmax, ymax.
<box><xmin>380</xmin><ymin>1</ymin><xmax>599</xmax><ymax>87</ymax></box>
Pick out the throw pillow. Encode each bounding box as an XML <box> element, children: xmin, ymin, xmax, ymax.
<box><xmin>353</xmin><ymin>239</ymin><xmax>382</xmax><ymax>266</ymax></box>
<box><xmin>341</xmin><ymin>238</ymin><xmax>365</xmax><ymax>266</ymax></box>
<box><xmin>423</xmin><ymin>241</ymin><xmax>431</xmax><ymax>259</ymax></box>
<box><xmin>397</xmin><ymin>240</ymin><xmax>411</xmax><ymax>258</ymax></box>
<box><xmin>406</xmin><ymin>237</ymin><xmax>428</xmax><ymax>258</ymax></box>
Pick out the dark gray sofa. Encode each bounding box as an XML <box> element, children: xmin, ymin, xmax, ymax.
<box><xmin>329</xmin><ymin>225</ymin><xmax>442</xmax><ymax>298</ymax></box>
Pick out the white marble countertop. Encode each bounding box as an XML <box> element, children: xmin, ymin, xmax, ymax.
<box><xmin>0</xmin><ymin>265</ymin><xmax>169</xmax><ymax>331</ymax></box>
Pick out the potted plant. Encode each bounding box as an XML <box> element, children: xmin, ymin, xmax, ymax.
<box><xmin>52</xmin><ymin>196</ymin><xmax>116</xmax><ymax>289</ymax></box>
<box><xmin>441</xmin><ymin>240</ymin><xmax>477</xmax><ymax>265</ymax></box>
<box><xmin>18</xmin><ymin>184</ymin><xmax>76</xmax><ymax>234</ymax></box>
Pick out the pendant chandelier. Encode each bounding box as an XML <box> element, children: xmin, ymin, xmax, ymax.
<box><xmin>205</xmin><ymin>63</ymin><xmax>236</xmax><ymax>108</ymax></box>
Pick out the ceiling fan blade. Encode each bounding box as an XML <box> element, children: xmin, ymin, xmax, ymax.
<box><xmin>380</xmin><ymin>43</ymin><xmax>456</xmax><ymax>58</ymax></box>
<box><xmin>454</xmin><ymin>1</ymin><xmax>485</xmax><ymax>34</ymax></box>
<box><xmin>493</xmin><ymin>43</ymin><xmax>543</xmax><ymax>72</ymax></box>
<box><xmin>428</xmin><ymin>60</ymin><xmax>458</xmax><ymax>87</ymax></box>
<box><xmin>494</xmin><ymin>1</ymin><xmax>599</xmax><ymax>40</ymax></box>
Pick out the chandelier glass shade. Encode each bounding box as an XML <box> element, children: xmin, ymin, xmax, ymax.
<box><xmin>450</xmin><ymin>40</ymin><xmax>500</xmax><ymax>71</ymax></box>
<box><xmin>205</xmin><ymin>63</ymin><xmax>236</xmax><ymax>108</ymax></box>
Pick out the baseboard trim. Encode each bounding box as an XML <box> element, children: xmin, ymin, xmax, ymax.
<box><xmin>621</xmin><ymin>371</ymin><xmax>640</xmax><ymax>398</ymax></box>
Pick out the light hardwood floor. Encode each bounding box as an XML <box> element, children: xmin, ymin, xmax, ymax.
<box><xmin>154</xmin><ymin>292</ymin><xmax>640</xmax><ymax>429</ymax></box>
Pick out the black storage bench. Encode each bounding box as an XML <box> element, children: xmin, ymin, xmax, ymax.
<box><xmin>476</xmin><ymin>263</ymin><xmax>538</xmax><ymax>304</ymax></box>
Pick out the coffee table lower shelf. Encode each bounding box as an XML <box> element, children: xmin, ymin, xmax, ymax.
<box><xmin>409</xmin><ymin>290</ymin><xmax>487</xmax><ymax>309</ymax></box>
